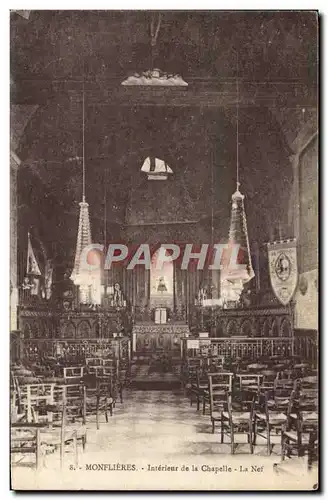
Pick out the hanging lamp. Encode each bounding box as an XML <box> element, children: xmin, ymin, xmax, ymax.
<box><xmin>121</xmin><ymin>13</ymin><xmax>188</xmax><ymax>87</ymax></box>
<box><xmin>221</xmin><ymin>70</ymin><xmax>254</xmax><ymax>305</ymax></box>
<box><xmin>70</xmin><ymin>91</ymin><xmax>101</xmax><ymax>305</ymax></box>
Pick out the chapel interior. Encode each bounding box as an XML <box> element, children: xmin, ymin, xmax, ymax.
<box><xmin>10</xmin><ymin>10</ymin><xmax>318</xmax><ymax>489</ymax></box>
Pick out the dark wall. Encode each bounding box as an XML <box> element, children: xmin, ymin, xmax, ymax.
<box><xmin>17</xmin><ymin>101</ymin><xmax>293</xmax><ymax>280</ymax></box>
<box><xmin>299</xmin><ymin>135</ymin><xmax>318</xmax><ymax>273</ymax></box>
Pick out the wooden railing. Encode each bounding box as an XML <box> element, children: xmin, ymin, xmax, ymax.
<box><xmin>181</xmin><ymin>336</ymin><xmax>294</xmax><ymax>360</ymax></box>
<box><xmin>181</xmin><ymin>334</ymin><xmax>317</xmax><ymax>362</ymax></box>
<box><xmin>294</xmin><ymin>330</ymin><xmax>318</xmax><ymax>363</ymax></box>
<box><xmin>21</xmin><ymin>337</ymin><xmax>131</xmax><ymax>364</ymax></box>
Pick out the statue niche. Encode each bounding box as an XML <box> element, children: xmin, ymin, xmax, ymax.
<box><xmin>149</xmin><ymin>249</ymin><xmax>174</xmax><ymax>310</ymax></box>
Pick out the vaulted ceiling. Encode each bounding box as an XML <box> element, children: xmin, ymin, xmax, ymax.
<box><xmin>11</xmin><ymin>10</ymin><xmax>318</xmax><ymax>84</ymax></box>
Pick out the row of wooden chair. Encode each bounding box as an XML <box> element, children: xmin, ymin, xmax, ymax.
<box><xmin>11</xmin><ymin>382</ymin><xmax>88</xmax><ymax>469</ymax></box>
<box><xmin>12</xmin><ymin>376</ymin><xmax>115</xmax><ymax>428</ymax></box>
<box><xmin>205</xmin><ymin>371</ymin><xmax>318</xmax><ymax>458</ymax></box>
<box><xmin>11</xmin><ymin>366</ymin><xmax>121</xmax><ymax>470</ymax></box>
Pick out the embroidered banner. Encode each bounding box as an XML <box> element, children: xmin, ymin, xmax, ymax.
<box><xmin>267</xmin><ymin>239</ymin><xmax>298</xmax><ymax>306</ymax></box>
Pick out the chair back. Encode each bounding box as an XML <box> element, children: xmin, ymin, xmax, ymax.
<box><xmin>296</xmin><ymin>389</ymin><xmax>318</xmax><ymax>414</ymax></box>
<box><xmin>231</xmin><ymin>390</ymin><xmax>256</xmax><ymax>415</ymax></box>
<box><xmin>264</xmin><ymin>387</ymin><xmax>297</xmax><ymax>418</ymax></box>
<box><xmin>11</xmin><ymin>424</ymin><xmax>42</xmax><ymax>469</ymax></box>
<box><xmin>195</xmin><ymin>367</ymin><xmax>208</xmax><ymax>388</ymax></box>
<box><xmin>206</xmin><ymin>356</ymin><xmax>224</xmax><ymax>371</ymax></box>
<box><xmin>19</xmin><ymin>383</ymin><xmax>55</xmax><ymax>423</ymax></box>
<box><xmin>235</xmin><ymin>374</ymin><xmax>263</xmax><ymax>391</ymax></box>
<box><xmin>102</xmin><ymin>358</ymin><xmax>118</xmax><ymax>376</ymax></box>
<box><xmin>208</xmin><ymin>372</ymin><xmax>233</xmax><ymax>413</ymax></box>
<box><xmin>260</xmin><ymin>371</ymin><xmax>278</xmax><ymax>391</ymax></box>
<box><xmin>63</xmin><ymin>366</ymin><xmax>84</xmax><ymax>384</ymax></box>
<box><xmin>53</xmin><ymin>383</ymin><xmax>86</xmax><ymax>424</ymax></box>
<box><xmin>86</xmin><ymin>358</ymin><xmax>103</xmax><ymax>375</ymax></box>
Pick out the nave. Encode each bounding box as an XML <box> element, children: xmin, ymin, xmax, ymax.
<box><xmin>11</xmin><ymin>387</ymin><xmax>317</xmax><ymax>491</ymax></box>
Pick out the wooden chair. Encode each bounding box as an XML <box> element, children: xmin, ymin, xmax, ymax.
<box><xmin>207</xmin><ymin>356</ymin><xmax>225</xmax><ymax>371</ymax></box>
<box><xmin>103</xmin><ymin>358</ymin><xmax>122</xmax><ymax>404</ymax></box>
<box><xmin>39</xmin><ymin>395</ymin><xmax>86</xmax><ymax>469</ymax></box>
<box><xmin>190</xmin><ymin>367</ymin><xmax>208</xmax><ymax>411</ymax></box>
<box><xmin>86</xmin><ymin>358</ymin><xmax>103</xmax><ymax>376</ymax></box>
<box><xmin>307</xmin><ymin>428</ymin><xmax>319</xmax><ymax>471</ymax></box>
<box><xmin>274</xmin><ymin>372</ymin><xmax>297</xmax><ymax>394</ymax></box>
<box><xmin>185</xmin><ymin>358</ymin><xmax>202</xmax><ymax>399</ymax></box>
<box><xmin>288</xmin><ymin>388</ymin><xmax>318</xmax><ymax>437</ymax></box>
<box><xmin>253</xmin><ymin>389</ymin><xmax>296</xmax><ymax>455</ymax></box>
<box><xmin>281</xmin><ymin>415</ymin><xmax>318</xmax><ymax>465</ymax></box>
<box><xmin>235</xmin><ymin>374</ymin><xmax>263</xmax><ymax>393</ymax></box>
<box><xmin>260</xmin><ymin>370</ymin><xmax>278</xmax><ymax>394</ymax></box>
<box><xmin>208</xmin><ymin>372</ymin><xmax>233</xmax><ymax>432</ymax></box>
<box><xmin>221</xmin><ymin>392</ymin><xmax>255</xmax><ymax>454</ymax></box>
<box><xmin>11</xmin><ymin>424</ymin><xmax>42</xmax><ymax>470</ymax></box>
<box><xmin>84</xmin><ymin>378</ymin><xmax>114</xmax><ymax>430</ymax></box>
<box><xmin>269</xmin><ymin>379</ymin><xmax>299</xmax><ymax>411</ymax></box>
<box><xmin>17</xmin><ymin>383</ymin><xmax>56</xmax><ymax>423</ymax></box>
<box><xmin>63</xmin><ymin>366</ymin><xmax>84</xmax><ymax>384</ymax></box>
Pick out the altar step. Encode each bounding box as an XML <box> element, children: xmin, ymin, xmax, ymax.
<box><xmin>130</xmin><ymin>364</ymin><xmax>182</xmax><ymax>390</ymax></box>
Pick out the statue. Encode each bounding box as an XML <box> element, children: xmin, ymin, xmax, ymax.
<box><xmin>111</xmin><ymin>283</ymin><xmax>126</xmax><ymax>308</ymax></box>
<box><xmin>198</xmin><ymin>287</ymin><xmax>207</xmax><ymax>304</ymax></box>
<box><xmin>22</xmin><ymin>276</ymin><xmax>33</xmax><ymax>291</ymax></box>
<box><xmin>157</xmin><ymin>276</ymin><xmax>167</xmax><ymax>293</ymax></box>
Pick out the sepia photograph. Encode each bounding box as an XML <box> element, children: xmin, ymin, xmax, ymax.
<box><xmin>9</xmin><ymin>9</ymin><xmax>319</xmax><ymax>491</ymax></box>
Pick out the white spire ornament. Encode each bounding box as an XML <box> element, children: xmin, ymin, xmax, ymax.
<box><xmin>221</xmin><ymin>72</ymin><xmax>255</xmax><ymax>306</ymax></box>
<box><xmin>70</xmin><ymin>92</ymin><xmax>101</xmax><ymax>305</ymax></box>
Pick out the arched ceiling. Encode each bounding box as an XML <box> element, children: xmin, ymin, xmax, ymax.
<box><xmin>11</xmin><ymin>10</ymin><xmax>317</xmax><ymax>84</ymax></box>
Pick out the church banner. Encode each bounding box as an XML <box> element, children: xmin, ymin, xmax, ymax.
<box><xmin>26</xmin><ymin>232</ymin><xmax>42</xmax><ymax>276</ymax></box>
<box><xmin>267</xmin><ymin>239</ymin><xmax>298</xmax><ymax>306</ymax></box>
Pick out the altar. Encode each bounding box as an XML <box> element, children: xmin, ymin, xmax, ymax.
<box><xmin>132</xmin><ymin>323</ymin><xmax>190</xmax><ymax>359</ymax></box>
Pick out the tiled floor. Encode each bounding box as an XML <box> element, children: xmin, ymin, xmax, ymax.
<box><xmin>11</xmin><ymin>389</ymin><xmax>318</xmax><ymax>491</ymax></box>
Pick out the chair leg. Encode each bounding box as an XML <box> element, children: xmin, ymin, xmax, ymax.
<box><xmin>253</xmin><ymin>419</ymin><xmax>257</xmax><ymax>446</ymax></box>
<box><xmin>105</xmin><ymin>398</ymin><xmax>108</xmax><ymax>423</ymax></box>
<box><xmin>96</xmin><ymin>396</ymin><xmax>100</xmax><ymax>430</ymax></box>
<box><xmin>83</xmin><ymin>394</ymin><xmax>86</xmax><ymax>425</ymax></box>
<box><xmin>267</xmin><ymin>424</ymin><xmax>271</xmax><ymax>455</ymax></box>
<box><xmin>211</xmin><ymin>418</ymin><xmax>215</xmax><ymax>434</ymax></box>
<box><xmin>35</xmin><ymin>429</ymin><xmax>41</xmax><ymax>470</ymax></box>
<box><xmin>281</xmin><ymin>432</ymin><xmax>286</xmax><ymax>461</ymax></box>
<box><xmin>120</xmin><ymin>385</ymin><xmax>123</xmax><ymax>404</ymax></box>
<box><xmin>197</xmin><ymin>394</ymin><xmax>200</xmax><ymax>411</ymax></box>
<box><xmin>231</xmin><ymin>427</ymin><xmax>235</xmax><ymax>455</ymax></box>
<box><xmin>249</xmin><ymin>423</ymin><xmax>253</xmax><ymax>454</ymax></box>
<box><xmin>202</xmin><ymin>397</ymin><xmax>206</xmax><ymax>415</ymax></box>
<box><xmin>221</xmin><ymin>420</ymin><xmax>224</xmax><ymax>443</ymax></box>
<box><xmin>73</xmin><ymin>433</ymin><xmax>78</xmax><ymax>467</ymax></box>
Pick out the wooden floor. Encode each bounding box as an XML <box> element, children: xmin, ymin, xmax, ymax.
<box><xmin>11</xmin><ymin>389</ymin><xmax>318</xmax><ymax>491</ymax></box>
